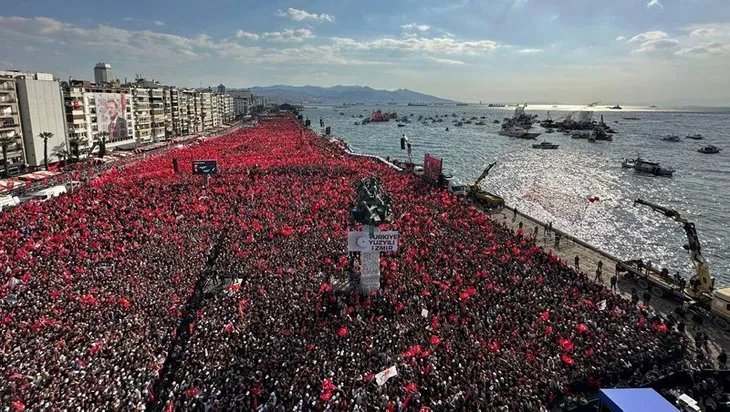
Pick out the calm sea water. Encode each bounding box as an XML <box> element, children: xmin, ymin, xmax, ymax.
<box><xmin>304</xmin><ymin>105</ymin><xmax>730</xmax><ymax>287</ymax></box>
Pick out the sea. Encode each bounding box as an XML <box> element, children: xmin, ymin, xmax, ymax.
<box><xmin>303</xmin><ymin>104</ymin><xmax>730</xmax><ymax>287</ymax></box>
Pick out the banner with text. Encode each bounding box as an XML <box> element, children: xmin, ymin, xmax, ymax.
<box><xmin>347</xmin><ymin>231</ymin><xmax>399</xmax><ymax>253</ymax></box>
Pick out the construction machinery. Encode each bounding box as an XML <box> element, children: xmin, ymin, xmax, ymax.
<box><xmin>618</xmin><ymin>199</ymin><xmax>730</xmax><ymax>330</ymax></box>
<box><xmin>460</xmin><ymin>162</ymin><xmax>505</xmax><ymax>210</ymax></box>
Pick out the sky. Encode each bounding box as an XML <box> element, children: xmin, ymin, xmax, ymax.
<box><xmin>1</xmin><ymin>0</ymin><xmax>730</xmax><ymax>105</ymax></box>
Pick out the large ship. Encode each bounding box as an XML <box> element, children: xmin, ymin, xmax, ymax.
<box><xmin>498</xmin><ymin>126</ymin><xmax>541</xmax><ymax>139</ymax></box>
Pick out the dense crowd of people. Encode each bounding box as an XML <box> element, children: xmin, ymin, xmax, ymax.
<box><xmin>0</xmin><ymin>115</ymin><xmax>701</xmax><ymax>410</ymax></box>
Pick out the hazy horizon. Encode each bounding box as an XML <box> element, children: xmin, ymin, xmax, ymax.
<box><xmin>2</xmin><ymin>0</ymin><xmax>730</xmax><ymax>106</ymax></box>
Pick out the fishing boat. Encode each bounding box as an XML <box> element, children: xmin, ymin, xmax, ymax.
<box><xmin>662</xmin><ymin>135</ymin><xmax>680</xmax><ymax>142</ymax></box>
<box><xmin>623</xmin><ymin>157</ymin><xmax>675</xmax><ymax>177</ymax></box>
<box><xmin>686</xmin><ymin>134</ymin><xmax>704</xmax><ymax>140</ymax></box>
<box><xmin>698</xmin><ymin>145</ymin><xmax>721</xmax><ymax>154</ymax></box>
<box><xmin>532</xmin><ymin>141</ymin><xmax>559</xmax><ymax>149</ymax></box>
<box><xmin>498</xmin><ymin>126</ymin><xmax>541</xmax><ymax>139</ymax></box>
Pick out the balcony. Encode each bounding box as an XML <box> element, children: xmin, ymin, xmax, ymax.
<box><xmin>0</xmin><ymin>111</ymin><xmax>18</xmax><ymax>118</ymax></box>
<box><xmin>0</xmin><ymin>121</ymin><xmax>19</xmax><ymax>130</ymax></box>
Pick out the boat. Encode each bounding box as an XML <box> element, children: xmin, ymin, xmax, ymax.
<box><xmin>475</xmin><ymin>121</ymin><xmax>486</xmax><ymax>126</ymax></box>
<box><xmin>397</xmin><ymin>123</ymin><xmax>406</xmax><ymax>127</ymax></box>
<box><xmin>492</xmin><ymin>120</ymin><xmax>500</xmax><ymax>124</ymax></box>
<box><xmin>498</xmin><ymin>126</ymin><xmax>541</xmax><ymax>139</ymax></box>
<box><xmin>407</xmin><ymin>103</ymin><xmax>428</xmax><ymax>106</ymax></box>
<box><xmin>624</xmin><ymin>157</ymin><xmax>675</xmax><ymax>177</ymax></box>
<box><xmin>571</xmin><ymin>131</ymin><xmax>590</xmax><ymax>139</ymax></box>
<box><xmin>545</xmin><ymin>129</ymin><xmax>555</xmax><ymax>133</ymax></box>
<box><xmin>623</xmin><ymin>117</ymin><xmax>640</xmax><ymax>120</ymax></box>
<box><xmin>686</xmin><ymin>134</ymin><xmax>704</xmax><ymax>140</ymax></box>
<box><xmin>532</xmin><ymin>141</ymin><xmax>559</xmax><ymax>149</ymax></box>
<box><xmin>698</xmin><ymin>145</ymin><xmax>721</xmax><ymax>154</ymax></box>
<box><xmin>609</xmin><ymin>105</ymin><xmax>622</xmax><ymax>110</ymax></box>
<box><xmin>662</xmin><ymin>135</ymin><xmax>680</xmax><ymax>142</ymax></box>
<box><xmin>454</xmin><ymin>122</ymin><xmax>464</xmax><ymax>127</ymax></box>
<box><xmin>456</xmin><ymin>103</ymin><xmax>469</xmax><ymax>106</ymax></box>
<box><xmin>370</xmin><ymin>110</ymin><xmax>396</xmax><ymax>122</ymax></box>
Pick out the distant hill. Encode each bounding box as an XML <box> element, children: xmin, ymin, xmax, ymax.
<box><xmin>241</xmin><ymin>85</ymin><xmax>455</xmax><ymax>104</ymax></box>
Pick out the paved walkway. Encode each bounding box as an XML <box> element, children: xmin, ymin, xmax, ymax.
<box><xmin>492</xmin><ymin>206</ymin><xmax>728</xmax><ymax>362</ymax></box>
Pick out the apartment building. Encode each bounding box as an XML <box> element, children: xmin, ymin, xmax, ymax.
<box><xmin>0</xmin><ymin>75</ymin><xmax>25</xmax><ymax>175</ymax></box>
<box><xmin>163</xmin><ymin>87</ymin><xmax>173</xmax><ymax>137</ymax></box>
<box><xmin>62</xmin><ymin>82</ymin><xmax>90</xmax><ymax>157</ymax></box>
<box><xmin>149</xmin><ymin>86</ymin><xmax>165</xmax><ymax>141</ymax></box>
<box><xmin>132</xmin><ymin>87</ymin><xmax>151</xmax><ymax>142</ymax></box>
<box><xmin>211</xmin><ymin>93</ymin><xmax>220</xmax><ymax>128</ymax></box>
<box><xmin>61</xmin><ymin>80</ymin><xmax>137</xmax><ymax>152</ymax></box>
<box><xmin>230</xmin><ymin>90</ymin><xmax>252</xmax><ymax>117</ymax></box>
<box><xmin>201</xmin><ymin>92</ymin><xmax>213</xmax><ymax>130</ymax></box>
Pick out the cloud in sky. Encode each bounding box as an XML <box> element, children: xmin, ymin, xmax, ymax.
<box><xmin>647</xmin><ymin>0</ymin><xmax>663</xmax><ymax>8</ymax></box>
<box><xmin>275</xmin><ymin>8</ymin><xmax>334</xmax><ymax>23</ymax></box>
<box><xmin>2</xmin><ymin>1</ymin><xmax>730</xmax><ymax>104</ymax></box>
<box><xmin>402</xmin><ymin>23</ymin><xmax>431</xmax><ymax>32</ymax></box>
<box><xmin>628</xmin><ymin>30</ymin><xmax>669</xmax><ymax>43</ymax></box>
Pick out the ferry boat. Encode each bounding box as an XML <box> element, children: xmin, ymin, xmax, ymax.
<box><xmin>698</xmin><ymin>145</ymin><xmax>721</xmax><ymax>154</ymax></box>
<box><xmin>532</xmin><ymin>141</ymin><xmax>559</xmax><ymax>149</ymax></box>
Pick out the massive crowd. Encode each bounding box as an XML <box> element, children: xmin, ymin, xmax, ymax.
<box><xmin>0</xmin><ymin>116</ymin><xmax>705</xmax><ymax>410</ymax></box>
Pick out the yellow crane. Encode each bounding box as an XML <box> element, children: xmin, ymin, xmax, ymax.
<box><xmin>634</xmin><ymin>199</ymin><xmax>730</xmax><ymax>330</ymax></box>
<box><xmin>466</xmin><ymin>162</ymin><xmax>504</xmax><ymax>210</ymax></box>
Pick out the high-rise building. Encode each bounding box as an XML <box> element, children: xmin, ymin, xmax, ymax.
<box><xmin>230</xmin><ymin>90</ymin><xmax>252</xmax><ymax>117</ymax></box>
<box><xmin>61</xmin><ymin>80</ymin><xmax>137</xmax><ymax>152</ymax></box>
<box><xmin>94</xmin><ymin>63</ymin><xmax>115</xmax><ymax>84</ymax></box>
<box><xmin>0</xmin><ymin>74</ymin><xmax>26</xmax><ymax>175</ymax></box>
<box><xmin>14</xmin><ymin>72</ymin><xmax>68</xmax><ymax>168</ymax></box>
<box><xmin>217</xmin><ymin>84</ymin><xmax>226</xmax><ymax>94</ymax></box>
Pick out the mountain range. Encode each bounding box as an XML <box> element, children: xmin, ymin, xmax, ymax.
<box><xmin>240</xmin><ymin>85</ymin><xmax>455</xmax><ymax>104</ymax></box>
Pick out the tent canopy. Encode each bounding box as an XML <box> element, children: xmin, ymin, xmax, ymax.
<box><xmin>599</xmin><ymin>388</ymin><xmax>678</xmax><ymax>412</ymax></box>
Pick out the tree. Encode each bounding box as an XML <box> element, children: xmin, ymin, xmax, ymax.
<box><xmin>39</xmin><ymin>132</ymin><xmax>54</xmax><ymax>170</ymax></box>
<box><xmin>0</xmin><ymin>135</ymin><xmax>16</xmax><ymax>178</ymax></box>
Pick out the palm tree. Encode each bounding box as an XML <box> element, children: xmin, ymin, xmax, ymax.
<box><xmin>0</xmin><ymin>135</ymin><xmax>16</xmax><ymax>178</ymax></box>
<box><xmin>39</xmin><ymin>132</ymin><xmax>54</xmax><ymax>170</ymax></box>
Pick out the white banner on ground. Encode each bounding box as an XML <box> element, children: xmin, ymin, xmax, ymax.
<box><xmin>375</xmin><ymin>365</ymin><xmax>398</xmax><ymax>386</ymax></box>
<box><xmin>597</xmin><ymin>300</ymin><xmax>607</xmax><ymax>311</ymax></box>
<box><xmin>347</xmin><ymin>231</ymin><xmax>399</xmax><ymax>253</ymax></box>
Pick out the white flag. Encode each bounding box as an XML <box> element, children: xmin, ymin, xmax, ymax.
<box><xmin>597</xmin><ymin>300</ymin><xmax>607</xmax><ymax>311</ymax></box>
<box><xmin>375</xmin><ymin>365</ymin><xmax>398</xmax><ymax>386</ymax></box>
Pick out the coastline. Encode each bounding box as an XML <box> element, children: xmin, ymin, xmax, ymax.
<box><xmin>326</xmin><ymin>133</ymin><xmax>729</xmax><ymax>358</ymax></box>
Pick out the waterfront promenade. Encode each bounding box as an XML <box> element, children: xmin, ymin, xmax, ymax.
<box><xmin>0</xmin><ymin>116</ymin><xmax>714</xmax><ymax>411</ymax></box>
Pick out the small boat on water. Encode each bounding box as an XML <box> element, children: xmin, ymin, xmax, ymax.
<box><xmin>623</xmin><ymin>157</ymin><xmax>675</xmax><ymax>177</ymax></box>
<box><xmin>662</xmin><ymin>135</ymin><xmax>680</xmax><ymax>142</ymax></box>
<box><xmin>623</xmin><ymin>117</ymin><xmax>641</xmax><ymax>120</ymax></box>
<box><xmin>475</xmin><ymin>121</ymin><xmax>486</xmax><ymax>125</ymax></box>
<box><xmin>698</xmin><ymin>145</ymin><xmax>721</xmax><ymax>154</ymax></box>
<box><xmin>397</xmin><ymin>124</ymin><xmax>406</xmax><ymax>127</ymax></box>
<box><xmin>609</xmin><ymin>105</ymin><xmax>622</xmax><ymax>110</ymax></box>
<box><xmin>532</xmin><ymin>141</ymin><xmax>559</xmax><ymax>149</ymax></box>
<box><xmin>492</xmin><ymin>120</ymin><xmax>500</xmax><ymax>124</ymax></box>
<box><xmin>686</xmin><ymin>134</ymin><xmax>704</xmax><ymax>140</ymax></box>
<box><xmin>571</xmin><ymin>131</ymin><xmax>590</xmax><ymax>139</ymax></box>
